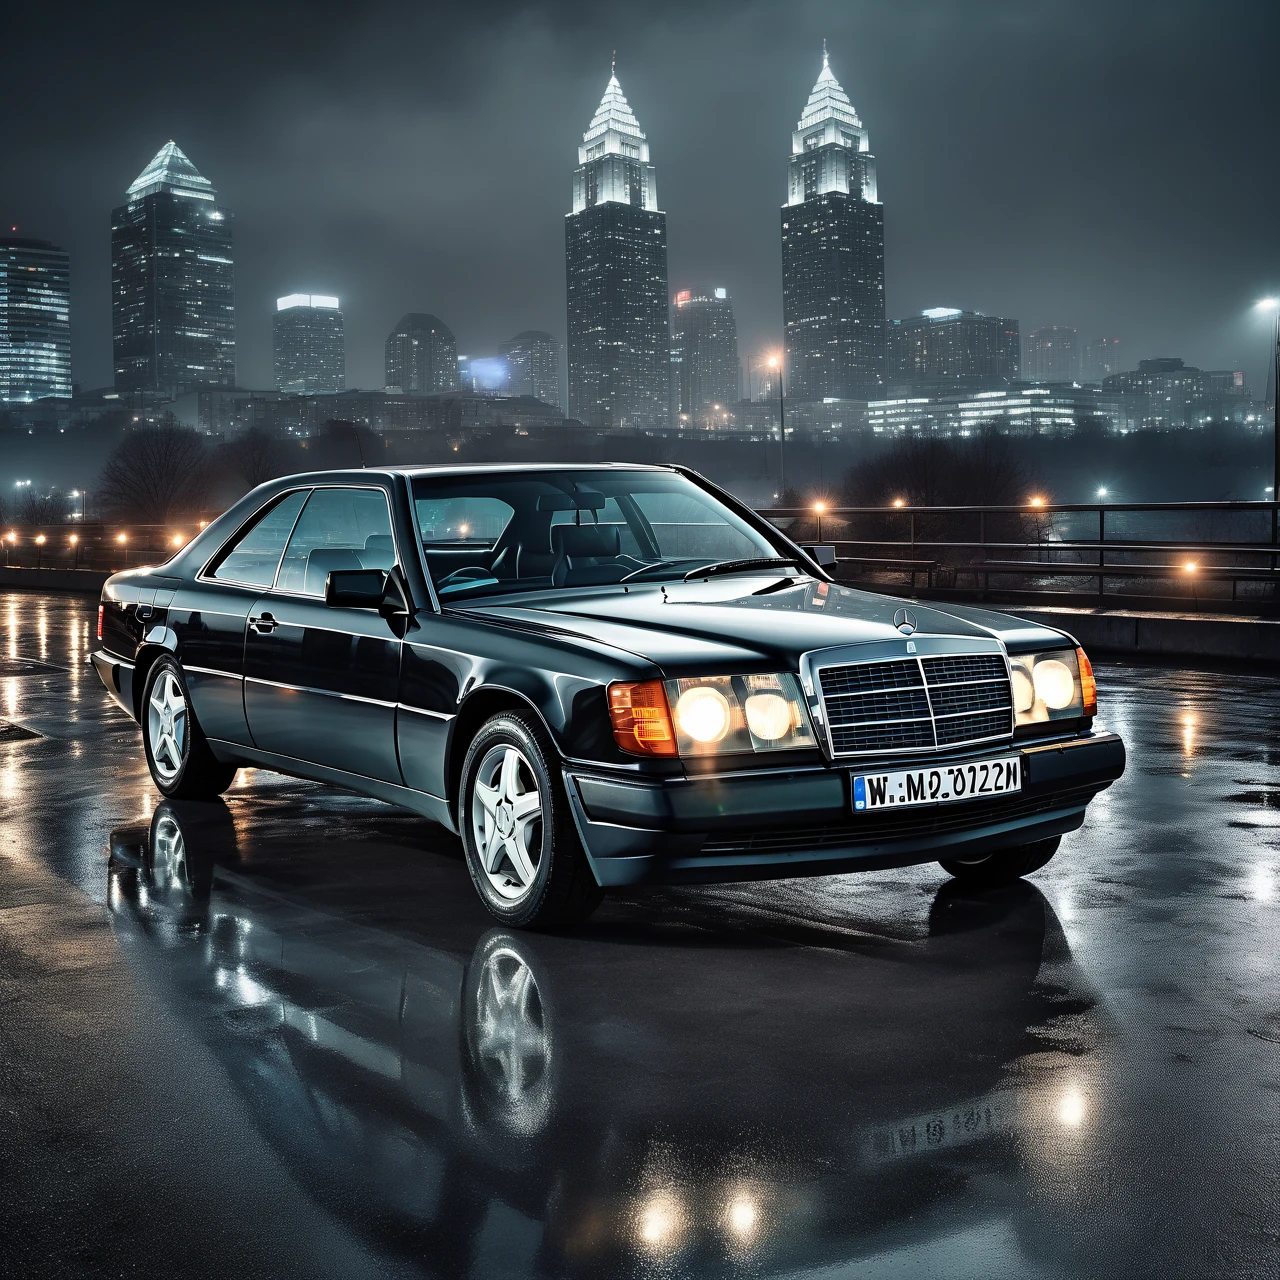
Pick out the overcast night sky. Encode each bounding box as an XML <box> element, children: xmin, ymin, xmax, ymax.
<box><xmin>3</xmin><ymin>0</ymin><xmax>1278</xmax><ymax>396</ymax></box>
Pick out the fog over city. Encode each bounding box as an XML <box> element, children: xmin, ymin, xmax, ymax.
<box><xmin>4</xmin><ymin>0</ymin><xmax>1278</xmax><ymax>393</ymax></box>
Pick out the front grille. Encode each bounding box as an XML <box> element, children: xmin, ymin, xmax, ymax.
<box><xmin>700</xmin><ymin>785</ymin><xmax>1099</xmax><ymax>856</ymax></box>
<box><xmin>817</xmin><ymin>651</ymin><xmax>1013</xmax><ymax>758</ymax></box>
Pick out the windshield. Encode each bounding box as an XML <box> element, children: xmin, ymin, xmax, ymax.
<box><xmin>411</xmin><ymin>470</ymin><xmax>785</xmax><ymax>600</ymax></box>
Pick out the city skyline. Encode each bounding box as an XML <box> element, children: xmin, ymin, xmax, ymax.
<box><xmin>1</xmin><ymin>1</ymin><xmax>1277</xmax><ymax>397</ymax></box>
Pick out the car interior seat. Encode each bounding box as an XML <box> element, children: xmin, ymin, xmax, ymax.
<box><xmin>304</xmin><ymin>547</ymin><xmax>365</xmax><ymax>596</ymax></box>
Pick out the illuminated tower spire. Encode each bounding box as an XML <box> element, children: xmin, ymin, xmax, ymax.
<box><xmin>565</xmin><ymin>67</ymin><xmax>670</xmax><ymax>429</ymax></box>
<box><xmin>780</xmin><ymin>46</ymin><xmax>886</xmax><ymax>401</ymax></box>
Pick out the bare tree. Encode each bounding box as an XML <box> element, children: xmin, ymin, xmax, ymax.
<box><xmin>220</xmin><ymin>427</ymin><xmax>287</xmax><ymax>490</ymax></box>
<box><xmin>16</xmin><ymin>487</ymin><xmax>59</xmax><ymax>525</ymax></box>
<box><xmin>97</xmin><ymin>426</ymin><xmax>213</xmax><ymax>522</ymax></box>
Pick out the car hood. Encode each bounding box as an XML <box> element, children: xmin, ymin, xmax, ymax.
<box><xmin>456</xmin><ymin>576</ymin><xmax>1069</xmax><ymax>675</ymax></box>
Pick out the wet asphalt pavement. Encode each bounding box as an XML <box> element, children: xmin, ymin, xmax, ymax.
<box><xmin>1</xmin><ymin>591</ymin><xmax>1279</xmax><ymax>1279</ymax></box>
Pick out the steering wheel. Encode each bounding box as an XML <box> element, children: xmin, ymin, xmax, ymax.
<box><xmin>435</xmin><ymin>566</ymin><xmax>495</xmax><ymax>591</ymax></box>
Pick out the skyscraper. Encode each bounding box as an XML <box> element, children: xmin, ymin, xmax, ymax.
<box><xmin>781</xmin><ymin>47</ymin><xmax>886</xmax><ymax>402</ymax></box>
<box><xmin>890</xmin><ymin>308</ymin><xmax>1020</xmax><ymax>388</ymax></box>
<box><xmin>1026</xmin><ymin>326</ymin><xmax>1079</xmax><ymax>382</ymax></box>
<box><xmin>385</xmin><ymin>314</ymin><xmax>459</xmax><ymax>394</ymax></box>
<box><xmin>500</xmin><ymin>330</ymin><xmax>562</xmax><ymax>409</ymax></box>
<box><xmin>671</xmin><ymin>288</ymin><xmax>741</xmax><ymax>420</ymax></box>
<box><xmin>565</xmin><ymin>71</ymin><xmax>670</xmax><ymax>430</ymax></box>
<box><xmin>0</xmin><ymin>237</ymin><xmax>71</xmax><ymax>403</ymax></box>
<box><xmin>273</xmin><ymin>295</ymin><xmax>345</xmax><ymax>394</ymax></box>
<box><xmin>111</xmin><ymin>141</ymin><xmax>235</xmax><ymax>396</ymax></box>
<box><xmin>1082</xmin><ymin>337</ymin><xmax>1121</xmax><ymax>383</ymax></box>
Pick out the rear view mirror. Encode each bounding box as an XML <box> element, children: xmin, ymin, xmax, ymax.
<box><xmin>325</xmin><ymin>568</ymin><xmax>387</xmax><ymax>609</ymax></box>
<box><xmin>802</xmin><ymin>545</ymin><xmax>838</xmax><ymax>568</ymax></box>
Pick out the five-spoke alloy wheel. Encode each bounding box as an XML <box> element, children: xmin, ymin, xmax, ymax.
<box><xmin>460</xmin><ymin>710</ymin><xmax>603</xmax><ymax>929</ymax></box>
<box><xmin>140</xmin><ymin>656</ymin><xmax>239</xmax><ymax>799</ymax></box>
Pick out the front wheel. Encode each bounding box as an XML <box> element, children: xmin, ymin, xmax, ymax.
<box><xmin>938</xmin><ymin>836</ymin><xmax>1061</xmax><ymax>888</ymax></box>
<box><xmin>142</xmin><ymin>656</ymin><xmax>239</xmax><ymax>799</ymax></box>
<box><xmin>459</xmin><ymin>711</ymin><xmax>603</xmax><ymax>929</ymax></box>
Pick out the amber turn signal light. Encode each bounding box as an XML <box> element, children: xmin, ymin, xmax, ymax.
<box><xmin>608</xmin><ymin>680</ymin><xmax>677</xmax><ymax>757</ymax></box>
<box><xmin>1076</xmin><ymin>647</ymin><xmax>1097</xmax><ymax>717</ymax></box>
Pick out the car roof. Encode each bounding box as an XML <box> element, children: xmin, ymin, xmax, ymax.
<box><xmin>274</xmin><ymin>462</ymin><xmax>678</xmax><ymax>483</ymax></box>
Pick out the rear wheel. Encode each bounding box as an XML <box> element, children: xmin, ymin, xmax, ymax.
<box><xmin>142</xmin><ymin>656</ymin><xmax>239</xmax><ymax>799</ymax></box>
<box><xmin>459</xmin><ymin>711</ymin><xmax>603</xmax><ymax>929</ymax></box>
<box><xmin>938</xmin><ymin>836</ymin><xmax>1061</xmax><ymax>888</ymax></box>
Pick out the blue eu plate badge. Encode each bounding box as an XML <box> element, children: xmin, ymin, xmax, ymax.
<box><xmin>853</xmin><ymin>776</ymin><xmax>867</xmax><ymax>811</ymax></box>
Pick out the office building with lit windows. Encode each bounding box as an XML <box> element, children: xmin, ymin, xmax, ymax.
<box><xmin>671</xmin><ymin>287</ymin><xmax>741</xmax><ymax>422</ymax></box>
<box><xmin>890</xmin><ymin>308</ymin><xmax>1019</xmax><ymax>389</ymax></box>
<box><xmin>781</xmin><ymin>48</ymin><xmax>886</xmax><ymax>402</ymax></box>
<box><xmin>111</xmin><ymin>141</ymin><xmax>235</xmax><ymax>396</ymax></box>
<box><xmin>385</xmin><ymin>314</ymin><xmax>459</xmax><ymax>394</ymax></box>
<box><xmin>565</xmin><ymin>72</ymin><xmax>670</xmax><ymax>430</ymax></box>
<box><xmin>1082</xmin><ymin>337</ymin><xmax>1122</xmax><ymax>383</ymax></box>
<box><xmin>1025</xmin><ymin>326</ymin><xmax>1079</xmax><ymax>382</ymax></box>
<box><xmin>273</xmin><ymin>294</ymin><xmax>345</xmax><ymax>394</ymax></box>
<box><xmin>0</xmin><ymin>237</ymin><xmax>71</xmax><ymax>402</ymax></box>
<box><xmin>867</xmin><ymin>384</ymin><xmax>1117</xmax><ymax>436</ymax></box>
<box><xmin>500</xmin><ymin>330</ymin><xmax>562</xmax><ymax>409</ymax></box>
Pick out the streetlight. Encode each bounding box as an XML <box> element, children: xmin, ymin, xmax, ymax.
<box><xmin>1256</xmin><ymin>298</ymin><xmax>1280</xmax><ymax>506</ymax></box>
<box><xmin>1029</xmin><ymin>495</ymin><xmax>1046</xmax><ymax>508</ymax></box>
<box><xmin>1096</xmin><ymin>487</ymin><xmax>1109</xmax><ymax>499</ymax></box>
<box><xmin>768</xmin><ymin>352</ymin><xmax>785</xmax><ymax>500</ymax></box>
<box><xmin>69</xmin><ymin>533</ymin><xmax>78</xmax><ymax>568</ymax></box>
<box><xmin>34</xmin><ymin>533</ymin><xmax>45</xmax><ymax>569</ymax></box>
<box><xmin>813</xmin><ymin>500</ymin><xmax>826</xmax><ymax>541</ymax></box>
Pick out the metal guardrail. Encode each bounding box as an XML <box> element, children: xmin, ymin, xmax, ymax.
<box><xmin>759</xmin><ymin>501</ymin><xmax>1280</xmax><ymax>612</ymax></box>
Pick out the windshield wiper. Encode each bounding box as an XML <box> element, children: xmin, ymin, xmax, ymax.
<box><xmin>682</xmin><ymin>557</ymin><xmax>805</xmax><ymax>581</ymax></box>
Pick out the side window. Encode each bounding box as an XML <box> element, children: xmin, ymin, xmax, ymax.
<box><xmin>210</xmin><ymin>490</ymin><xmax>309</xmax><ymax>587</ymax></box>
<box><xmin>416</xmin><ymin>497</ymin><xmax>514</xmax><ymax>548</ymax></box>
<box><xmin>276</xmin><ymin>488</ymin><xmax>396</xmax><ymax>596</ymax></box>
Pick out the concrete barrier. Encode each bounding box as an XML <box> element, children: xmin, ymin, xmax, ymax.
<box><xmin>1003</xmin><ymin>605</ymin><xmax>1280</xmax><ymax>665</ymax></box>
<box><xmin>0</xmin><ymin>567</ymin><xmax>111</xmax><ymax>593</ymax></box>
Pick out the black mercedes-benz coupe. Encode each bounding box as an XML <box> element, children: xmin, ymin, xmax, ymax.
<box><xmin>91</xmin><ymin>463</ymin><xmax>1125</xmax><ymax>927</ymax></box>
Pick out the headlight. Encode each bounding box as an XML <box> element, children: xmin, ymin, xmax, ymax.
<box><xmin>674</xmin><ymin>685</ymin><xmax>732</xmax><ymax>744</ymax></box>
<box><xmin>608</xmin><ymin>674</ymin><xmax>816</xmax><ymax>757</ymax></box>
<box><xmin>1010</xmin><ymin>647</ymin><xmax>1097</xmax><ymax>726</ymax></box>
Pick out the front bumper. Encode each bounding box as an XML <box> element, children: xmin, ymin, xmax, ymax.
<box><xmin>564</xmin><ymin>732</ymin><xmax>1125</xmax><ymax>887</ymax></box>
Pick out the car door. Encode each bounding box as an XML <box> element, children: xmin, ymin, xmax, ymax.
<box><xmin>242</xmin><ymin>484</ymin><xmax>404</xmax><ymax>784</ymax></box>
<box><xmin>173</xmin><ymin>488</ymin><xmax>310</xmax><ymax>745</ymax></box>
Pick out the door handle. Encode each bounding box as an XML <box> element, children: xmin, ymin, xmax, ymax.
<box><xmin>249</xmin><ymin>612</ymin><xmax>277</xmax><ymax>634</ymax></box>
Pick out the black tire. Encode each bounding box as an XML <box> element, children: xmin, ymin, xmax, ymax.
<box><xmin>140</xmin><ymin>656</ymin><xmax>239</xmax><ymax>800</ymax></box>
<box><xmin>938</xmin><ymin>835</ymin><xmax>1061</xmax><ymax>888</ymax></box>
<box><xmin>459</xmin><ymin>710</ymin><xmax>603</xmax><ymax>929</ymax></box>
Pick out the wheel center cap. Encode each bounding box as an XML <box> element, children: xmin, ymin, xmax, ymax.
<box><xmin>496</xmin><ymin>804</ymin><xmax>514</xmax><ymax>836</ymax></box>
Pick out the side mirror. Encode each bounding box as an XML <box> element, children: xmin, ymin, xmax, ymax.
<box><xmin>325</xmin><ymin>568</ymin><xmax>387</xmax><ymax>609</ymax></box>
<box><xmin>802</xmin><ymin>544</ymin><xmax>837</xmax><ymax>569</ymax></box>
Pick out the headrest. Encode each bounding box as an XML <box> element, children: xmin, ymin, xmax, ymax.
<box><xmin>304</xmin><ymin>547</ymin><xmax>363</xmax><ymax>594</ymax></box>
<box><xmin>551</xmin><ymin>524</ymin><xmax>620</xmax><ymax>559</ymax></box>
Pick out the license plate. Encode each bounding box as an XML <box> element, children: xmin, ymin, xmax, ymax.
<box><xmin>852</xmin><ymin>755</ymin><xmax>1021</xmax><ymax>812</ymax></box>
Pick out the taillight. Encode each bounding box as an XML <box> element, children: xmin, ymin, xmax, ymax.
<box><xmin>607</xmin><ymin>680</ymin><xmax>677</xmax><ymax>757</ymax></box>
<box><xmin>96</xmin><ymin>604</ymin><xmax>103</xmax><ymax>641</ymax></box>
<box><xmin>1076</xmin><ymin>647</ymin><xmax>1097</xmax><ymax>717</ymax></box>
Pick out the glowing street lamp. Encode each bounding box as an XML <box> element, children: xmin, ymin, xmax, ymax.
<box><xmin>892</xmin><ymin>497</ymin><xmax>905</xmax><ymax>508</ymax></box>
<box><xmin>1255</xmin><ymin>298</ymin><xmax>1280</xmax><ymax>502</ymax></box>
<box><xmin>1096</xmin><ymin>486</ymin><xmax>1109</xmax><ymax>499</ymax></box>
<box><xmin>1028</xmin><ymin>495</ymin><xmax>1046</xmax><ymax>508</ymax></box>
<box><xmin>813</xmin><ymin>500</ymin><xmax>826</xmax><ymax>541</ymax></box>
<box><xmin>767</xmin><ymin>352</ymin><xmax>785</xmax><ymax>499</ymax></box>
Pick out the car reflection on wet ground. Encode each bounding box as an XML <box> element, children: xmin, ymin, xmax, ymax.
<box><xmin>2</xmin><ymin>591</ymin><xmax>1280</xmax><ymax>1279</ymax></box>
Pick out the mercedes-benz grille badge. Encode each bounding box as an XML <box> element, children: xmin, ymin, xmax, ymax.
<box><xmin>894</xmin><ymin>607</ymin><xmax>917</xmax><ymax>636</ymax></box>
